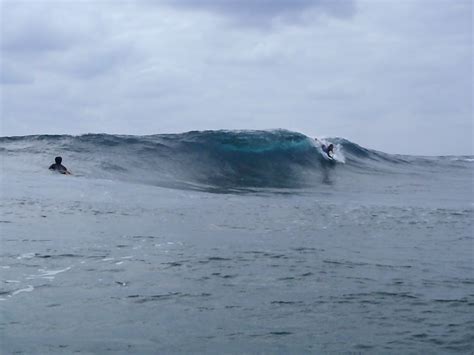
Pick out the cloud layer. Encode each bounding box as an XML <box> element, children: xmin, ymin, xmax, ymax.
<box><xmin>1</xmin><ymin>0</ymin><xmax>472</xmax><ymax>155</ymax></box>
<box><xmin>160</xmin><ymin>0</ymin><xmax>356</xmax><ymax>26</ymax></box>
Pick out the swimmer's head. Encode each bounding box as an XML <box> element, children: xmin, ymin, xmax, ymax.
<box><xmin>328</xmin><ymin>144</ymin><xmax>334</xmax><ymax>151</ymax></box>
<box><xmin>55</xmin><ymin>156</ymin><xmax>62</xmax><ymax>164</ymax></box>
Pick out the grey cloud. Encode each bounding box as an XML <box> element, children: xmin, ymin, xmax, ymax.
<box><xmin>56</xmin><ymin>45</ymin><xmax>137</xmax><ymax>80</ymax></box>
<box><xmin>1</xmin><ymin>1</ymin><xmax>137</xmax><ymax>81</ymax></box>
<box><xmin>1</xmin><ymin>1</ymin><xmax>102</xmax><ymax>54</ymax></box>
<box><xmin>0</xmin><ymin>62</ymin><xmax>35</xmax><ymax>85</ymax></box>
<box><xmin>1</xmin><ymin>21</ymin><xmax>75</xmax><ymax>53</ymax></box>
<box><xmin>161</xmin><ymin>0</ymin><xmax>356</xmax><ymax>26</ymax></box>
<box><xmin>307</xmin><ymin>83</ymin><xmax>362</xmax><ymax>101</ymax></box>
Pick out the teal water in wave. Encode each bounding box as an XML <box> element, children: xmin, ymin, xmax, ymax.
<box><xmin>0</xmin><ymin>130</ymin><xmax>473</xmax><ymax>353</ymax></box>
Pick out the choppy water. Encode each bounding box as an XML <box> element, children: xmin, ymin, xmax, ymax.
<box><xmin>1</xmin><ymin>130</ymin><xmax>473</xmax><ymax>353</ymax></box>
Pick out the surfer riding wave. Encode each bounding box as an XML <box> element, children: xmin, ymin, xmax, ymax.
<box><xmin>315</xmin><ymin>138</ymin><xmax>334</xmax><ymax>159</ymax></box>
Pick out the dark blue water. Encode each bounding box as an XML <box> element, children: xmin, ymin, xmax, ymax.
<box><xmin>1</xmin><ymin>130</ymin><xmax>473</xmax><ymax>353</ymax></box>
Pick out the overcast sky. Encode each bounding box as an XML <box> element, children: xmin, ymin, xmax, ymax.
<box><xmin>1</xmin><ymin>0</ymin><xmax>472</xmax><ymax>155</ymax></box>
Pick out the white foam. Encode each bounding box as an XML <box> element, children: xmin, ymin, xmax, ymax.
<box><xmin>27</xmin><ymin>266</ymin><xmax>72</xmax><ymax>280</ymax></box>
<box><xmin>332</xmin><ymin>144</ymin><xmax>346</xmax><ymax>163</ymax></box>
<box><xmin>17</xmin><ymin>252</ymin><xmax>36</xmax><ymax>260</ymax></box>
<box><xmin>5</xmin><ymin>280</ymin><xmax>20</xmax><ymax>283</ymax></box>
<box><xmin>11</xmin><ymin>285</ymin><xmax>34</xmax><ymax>296</ymax></box>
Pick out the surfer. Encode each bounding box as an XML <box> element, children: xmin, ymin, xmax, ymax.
<box><xmin>314</xmin><ymin>138</ymin><xmax>334</xmax><ymax>159</ymax></box>
<box><xmin>322</xmin><ymin>144</ymin><xmax>334</xmax><ymax>158</ymax></box>
<box><xmin>49</xmin><ymin>156</ymin><xmax>71</xmax><ymax>175</ymax></box>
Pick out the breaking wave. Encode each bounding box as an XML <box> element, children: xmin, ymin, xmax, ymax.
<box><xmin>0</xmin><ymin>130</ymin><xmax>471</xmax><ymax>192</ymax></box>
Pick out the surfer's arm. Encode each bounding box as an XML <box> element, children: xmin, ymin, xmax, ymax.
<box><xmin>62</xmin><ymin>165</ymin><xmax>72</xmax><ymax>175</ymax></box>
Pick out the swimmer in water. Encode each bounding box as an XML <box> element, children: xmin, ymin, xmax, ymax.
<box><xmin>49</xmin><ymin>156</ymin><xmax>71</xmax><ymax>175</ymax></box>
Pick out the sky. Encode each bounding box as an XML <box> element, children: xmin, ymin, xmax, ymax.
<box><xmin>0</xmin><ymin>0</ymin><xmax>472</xmax><ymax>155</ymax></box>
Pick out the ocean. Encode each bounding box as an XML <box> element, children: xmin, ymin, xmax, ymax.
<box><xmin>0</xmin><ymin>129</ymin><xmax>473</xmax><ymax>354</ymax></box>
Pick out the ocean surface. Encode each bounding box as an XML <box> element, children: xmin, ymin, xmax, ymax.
<box><xmin>0</xmin><ymin>129</ymin><xmax>473</xmax><ymax>354</ymax></box>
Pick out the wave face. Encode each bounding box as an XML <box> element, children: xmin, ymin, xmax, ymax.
<box><xmin>0</xmin><ymin>130</ymin><xmax>472</xmax><ymax>193</ymax></box>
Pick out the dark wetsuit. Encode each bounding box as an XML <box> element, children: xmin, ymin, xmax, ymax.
<box><xmin>49</xmin><ymin>163</ymin><xmax>68</xmax><ymax>174</ymax></box>
<box><xmin>321</xmin><ymin>145</ymin><xmax>333</xmax><ymax>158</ymax></box>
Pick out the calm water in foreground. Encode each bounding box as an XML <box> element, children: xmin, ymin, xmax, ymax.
<box><xmin>1</xmin><ymin>132</ymin><xmax>473</xmax><ymax>353</ymax></box>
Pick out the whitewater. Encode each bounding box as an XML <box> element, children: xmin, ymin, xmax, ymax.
<box><xmin>0</xmin><ymin>130</ymin><xmax>473</xmax><ymax>353</ymax></box>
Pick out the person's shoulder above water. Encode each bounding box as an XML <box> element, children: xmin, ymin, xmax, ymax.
<box><xmin>49</xmin><ymin>156</ymin><xmax>71</xmax><ymax>175</ymax></box>
<box><xmin>49</xmin><ymin>163</ymin><xmax>67</xmax><ymax>172</ymax></box>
